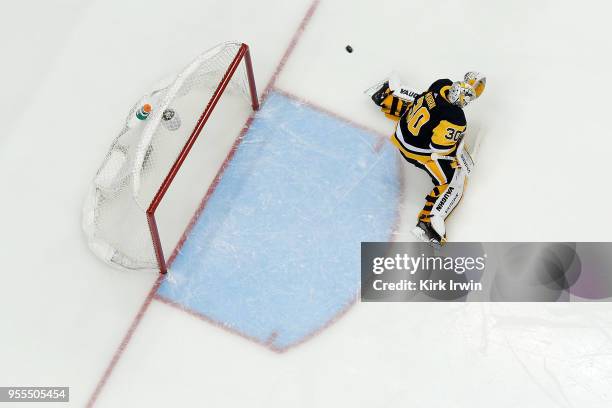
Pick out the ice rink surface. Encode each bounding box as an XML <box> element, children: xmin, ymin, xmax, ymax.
<box><xmin>1</xmin><ymin>0</ymin><xmax>612</xmax><ymax>406</ymax></box>
<box><xmin>157</xmin><ymin>90</ymin><xmax>400</xmax><ymax>351</ymax></box>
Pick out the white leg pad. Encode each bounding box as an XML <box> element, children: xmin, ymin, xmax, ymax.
<box><xmin>392</xmin><ymin>86</ymin><xmax>419</xmax><ymax>103</ymax></box>
<box><xmin>456</xmin><ymin>140</ymin><xmax>475</xmax><ymax>175</ymax></box>
<box><xmin>364</xmin><ymin>72</ymin><xmax>419</xmax><ymax>103</ymax></box>
<box><xmin>430</xmin><ymin>169</ymin><xmax>466</xmax><ymax>237</ymax></box>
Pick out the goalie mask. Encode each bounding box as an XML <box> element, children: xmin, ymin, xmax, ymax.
<box><xmin>448</xmin><ymin>72</ymin><xmax>486</xmax><ymax>108</ymax></box>
<box><xmin>464</xmin><ymin>71</ymin><xmax>486</xmax><ymax>97</ymax></box>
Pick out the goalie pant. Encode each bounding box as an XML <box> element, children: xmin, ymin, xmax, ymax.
<box><xmin>376</xmin><ymin>78</ymin><xmax>467</xmax><ymax>241</ymax></box>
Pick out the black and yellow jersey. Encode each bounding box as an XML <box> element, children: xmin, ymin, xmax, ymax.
<box><xmin>391</xmin><ymin>79</ymin><xmax>466</xmax><ymax>158</ymax></box>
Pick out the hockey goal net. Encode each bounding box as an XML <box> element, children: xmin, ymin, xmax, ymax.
<box><xmin>83</xmin><ymin>42</ymin><xmax>258</xmax><ymax>273</ymax></box>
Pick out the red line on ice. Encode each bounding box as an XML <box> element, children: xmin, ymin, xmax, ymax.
<box><xmin>168</xmin><ymin>0</ymin><xmax>321</xmax><ymax>268</ymax></box>
<box><xmin>85</xmin><ymin>275</ymin><xmax>163</xmax><ymax>408</ymax></box>
<box><xmin>273</xmin><ymin>87</ymin><xmax>389</xmax><ymax>150</ymax></box>
<box><xmin>85</xmin><ymin>1</ymin><xmax>322</xmax><ymax>406</ymax></box>
<box><xmin>150</xmin><ymin>86</ymin><xmax>401</xmax><ymax>354</ymax></box>
<box><xmin>155</xmin><ymin>294</ymin><xmax>287</xmax><ymax>353</ymax></box>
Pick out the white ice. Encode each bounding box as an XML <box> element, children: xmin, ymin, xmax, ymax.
<box><xmin>1</xmin><ymin>0</ymin><xmax>612</xmax><ymax>406</ymax></box>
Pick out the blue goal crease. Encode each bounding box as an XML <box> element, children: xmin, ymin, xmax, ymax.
<box><xmin>157</xmin><ymin>91</ymin><xmax>400</xmax><ymax>350</ymax></box>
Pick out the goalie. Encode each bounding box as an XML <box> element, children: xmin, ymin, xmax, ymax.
<box><xmin>368</xmin><ymin>72</ymin><xmax>486</xmax><ymax>247</ymax></box>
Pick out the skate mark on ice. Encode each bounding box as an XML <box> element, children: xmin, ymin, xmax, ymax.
<box><xmin>157</xmin><ymin>91</ymin><xmax>401</xmax><ymax>351</ymax></box>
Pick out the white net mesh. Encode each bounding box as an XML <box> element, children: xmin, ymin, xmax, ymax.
<box><xmin>83</xmin><ymin>42</ymin><xmax>254</xmax><ymax>270</ymax></box>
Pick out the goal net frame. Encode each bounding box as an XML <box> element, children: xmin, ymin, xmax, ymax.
<box><xmin>85</xmin><ymin>42</ymin><xmax>259</xmax><ymax>274</ymax></box>
<box><xmin>147</xmin><ymin>43</ymin><xmax>259</xmax><ymax>273</ymax></box>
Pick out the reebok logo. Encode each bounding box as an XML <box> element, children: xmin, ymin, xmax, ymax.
<box><xmin>436</xmin><ymin>187</ymin><xmax>454</xmax><ymax>211</ymax></box>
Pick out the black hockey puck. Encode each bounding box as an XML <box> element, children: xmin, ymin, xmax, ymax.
<box><xmin>345</xmin><ymin>45</ymin><xmax>353</xmax><ymax>53</ymax></box>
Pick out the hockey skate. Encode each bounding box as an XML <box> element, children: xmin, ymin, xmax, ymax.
<box><xmin>411</xmin><ymin>220</ymin><xmax>446</xmax><ymax>249</ymax></box>
<box><xmin>369</xmin><ymin>81</ymin><xmax>390</xmax><ymax>106</ymax></box>
<box><xmin>364</xmin><ymin>72</ymin><xmax>402</xmax><ymax>106</ymax></box>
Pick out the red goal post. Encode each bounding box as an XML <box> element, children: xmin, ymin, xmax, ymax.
<box><xmin>83</xmin><ymin>42</ymin><xmax>259</xmax><ymax>273</ymax></box>
<box><xmin>147</xmin><ymin>44</ymin><xmax>258</xmax><ymax>273</ymax></box>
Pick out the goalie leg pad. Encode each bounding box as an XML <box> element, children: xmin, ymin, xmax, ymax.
<box><xmin>429</xmin><ymin>169</ymin><xmax>466</xmax><ymax>238</ymax></box>
<box><xmin>391</xmin><ymin>86</ymin><xmax>420</xmax><ymax>103</ymax></box>
<box><xmin>456</xmin><ymin>140</ymin><xmax>474</xmax><ymax>175</ymax></box>
<box><xmin>365</xmin><ymin>72</ymin><xmax>417</xmax><ymax>118</ymax></box>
